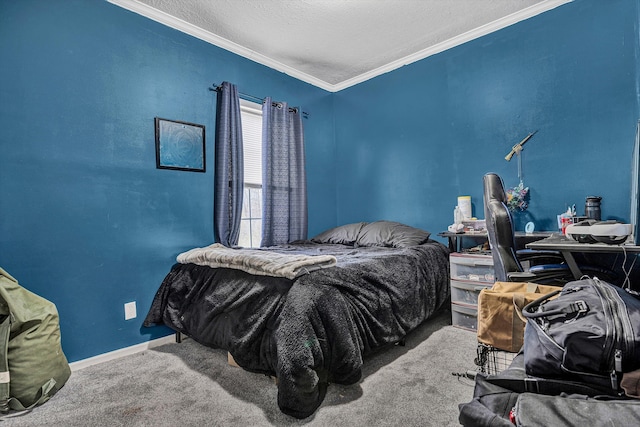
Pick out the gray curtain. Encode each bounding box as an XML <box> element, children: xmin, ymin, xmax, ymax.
<box><xmin>214</xmin><ymin>81</ymin><xmax>243</xmax><ymax>247</ymax></box>
<box><xmin>261</xmin><ymin>98</ymin><xmax>307</xmax><ymax>246</ymax></box>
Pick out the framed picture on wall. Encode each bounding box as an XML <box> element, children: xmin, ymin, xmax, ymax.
<box><xmin>155</xmin><ymin>117</ymin><xmax>206</xmax><ymax>172</ymax></box>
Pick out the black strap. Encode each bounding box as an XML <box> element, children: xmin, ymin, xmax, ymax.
<box><xmin>487</xmin><ymin>375</ymin><xmax>615</xmax><ymax>397</ymax></box>
<box><xmin>522</xmin><ymin>290</ymin><xmax>561</xmax><ymax>317</ymax></box>
<box><xmin>522</xmin><ymin>290</ymin><xmax>589</xmax><ymax>319</ymax></box>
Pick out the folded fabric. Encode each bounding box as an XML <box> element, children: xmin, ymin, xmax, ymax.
<box><xmin>177</xmin><ymin>243</ymin><xmax>337</xmax><ymax>279</ymax></box>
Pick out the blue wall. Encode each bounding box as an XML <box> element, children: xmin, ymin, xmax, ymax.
<box><xmin>1</xmin><ymin>0</ymin><xmax>639</xmax><ymax>363</ymax></box>
<box><xmin>0</xmin><ymin>0</ymin><xmax>336</xmax><ymax>362</ymax></box>
<box><xmin>334</xmin><ymin>0</ymin><xmax>639</xmax><ymax>234</ymax></box>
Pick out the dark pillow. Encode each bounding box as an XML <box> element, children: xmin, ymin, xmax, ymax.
<box><xmin>311</xmin><ymin>222</ymin><xmax>368</xmax><ymax>245</ymax></box>
<box><xmin>355</xmin><ymin>221</ymin><xmax>431</xmax><ymax>248</ymax></box>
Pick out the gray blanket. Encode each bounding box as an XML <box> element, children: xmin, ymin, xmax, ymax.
<box><xmin>144</xmin><ymin>240</ymin><xmax>450</xmax><ymax>418</ymax></box>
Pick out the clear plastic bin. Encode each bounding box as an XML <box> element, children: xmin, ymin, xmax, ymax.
<box><xmin>450</xmin><ymin>280</ymin><xmax>492</xmax><ymax>306</ymax></box>
<box><xmin>451</xmin><ymin>303</ymin><xmax>478</xmax><ymax>331</ymax></box>
<box><xmin>450</xmin><ymin>253</ymin><xmax>494</xmax><ymax>283</ymax></box>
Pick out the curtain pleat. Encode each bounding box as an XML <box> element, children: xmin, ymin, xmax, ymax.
<box><xmin>214</xmin><ymin>82</ymin><xmax>243</xmax><ymax>247</ymax></box>
<box><xmin>261</xmin><ymin>98</ymin><xmax>307</xmax><ymax>246</ymax></box>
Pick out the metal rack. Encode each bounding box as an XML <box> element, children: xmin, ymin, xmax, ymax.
<box><xmin>474</xmin><ymin>343</ymin><xmax>517</xmax><ymax>375</ymax></box>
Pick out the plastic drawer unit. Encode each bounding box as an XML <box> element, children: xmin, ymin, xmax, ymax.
<box><xmin>449</xmin><ymin>252</ymin><xmax>495</xmax><ymax>331</ymax></box>
<box><xmin>451</xmin><ymin>304</ymin><xmax>479</xmax><ymax>331</ymax></box>
<box><xmin>450</xmin><ymin>280</ymin><xmax>492</xmax><ymax>306</ymax></box>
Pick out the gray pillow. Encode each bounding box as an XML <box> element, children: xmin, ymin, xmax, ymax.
<box><xmin>355</xmin><ymin>221</ymin><xmax>431</xmax><ymax>248</ymax></box>
<box><xmin>311</xmin><ymin>222</ymin><xmax>368</xmax><ymax>245</ymax></box>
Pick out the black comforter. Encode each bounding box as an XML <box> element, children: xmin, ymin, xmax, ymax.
<box><xmin>143</xmin><ymin>240</ymin><xmax>450</xmax><ymax>418</ymax></box>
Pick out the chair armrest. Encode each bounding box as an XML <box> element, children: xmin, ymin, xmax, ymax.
<box><xmin>516</xmin><ymin>248</ymin><xmax>562</xmax><ymax>258</ymax></box>
<box><xmin>516</xmin><ymin>249</ymin><xmax>565</xmax><ymax>267</ymax></box>
<box><xmin>507</xmin><ymin>271</ymin><xmax>537</xmax><ymax>281</ymax></box>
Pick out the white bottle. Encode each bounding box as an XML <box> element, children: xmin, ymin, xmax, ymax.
<box><xmin>458</xmin><ymin>196</ymin><xmax>472</xmax><ymax>220</ymax></box>
<box><xmin>454</xmin><ymin>206</ymin><xmax>462</xmax><ymax>225</ymax></box>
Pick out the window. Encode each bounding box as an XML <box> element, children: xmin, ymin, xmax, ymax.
<box><xmin>238</xmin><ymin>99</ymin><xmax>263</xmax><ymax>248</ymax></box>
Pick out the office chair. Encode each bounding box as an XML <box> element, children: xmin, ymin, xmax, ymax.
<box><xmin>483</xmin><ymin>173</ymin><xmax>615</xmax><ymax>285</ymax></box>
<box><xmin>483</xmin><ymin>173</ymin><xmax>565</xmax><ymax>266</ymax></box>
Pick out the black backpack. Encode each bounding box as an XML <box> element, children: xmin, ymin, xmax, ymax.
<box><xmin>522</xmin><ymin>277</ymin><xmax>640</xmax><ymax>395</ymax></box>
<box><xmin>459</xmin><ymin>354</ymin><xmax>640</xmax><ymax>427</ymax></box>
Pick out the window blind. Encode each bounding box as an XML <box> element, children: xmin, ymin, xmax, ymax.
<box><xmin>240</xmin><ymin>101</ymin><xmax>262</xmax><ymax>185</ymax></box>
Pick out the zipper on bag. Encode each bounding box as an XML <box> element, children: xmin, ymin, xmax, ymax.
<box><xmin>593</xmin><ymin>277</ymin><xmax>634</xmax><ymax>391</ymax></box>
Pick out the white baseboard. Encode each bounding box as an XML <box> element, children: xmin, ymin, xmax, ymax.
<box><xmin>69</xmin><ymin>335</ymin><xmax>177</xmax><ymax>371</ymax></box>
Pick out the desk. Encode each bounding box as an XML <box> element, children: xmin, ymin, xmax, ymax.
<box><xmin>438</xmin><ymin>231</ymin><xmax>553</xmax><ymax>253</ymax></box>
<box><xmin>526</xmin><ymin>234</ymin><xmax>640</xmax><ymax>280</ymax></box>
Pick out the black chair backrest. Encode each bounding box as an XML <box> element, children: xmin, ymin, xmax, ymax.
<box><xmin>483</xmin><ymin>173</ymin><xmax>523</xmax><ymax>282</ymax></box>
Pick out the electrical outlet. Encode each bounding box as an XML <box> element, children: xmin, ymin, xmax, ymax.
<box><xmin>124</xmin><ymin>301</ymin><xmax>137</xmax><ymax>320</ymax></box>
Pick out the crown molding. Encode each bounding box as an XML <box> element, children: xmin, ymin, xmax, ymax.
<box><xmin>332</xmin><ymin>0</ymin><xmax>573</xmax><ymax>92</ymax></box>
<box><xmin>107</xmin><ymin>0</ymin><xmax>336</xmax><ymax>91</ymax></box>
<box><xmin>108</xmin><ymin>0</ymin><xmax>571</xmax><ymax>93</ymax></box>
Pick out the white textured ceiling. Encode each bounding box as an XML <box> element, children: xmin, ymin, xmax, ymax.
<box><xmin>110</xmin><ymin>0</ymin><xmax>572</xmax><ymax>92</ymax></box>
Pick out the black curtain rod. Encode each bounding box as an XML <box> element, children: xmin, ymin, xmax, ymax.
<box><xmin>210</xmin><ymin>84</ymin><xmax>309</xmax><ymax>118</ymax></box>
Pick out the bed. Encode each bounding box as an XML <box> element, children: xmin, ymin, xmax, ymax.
<box><xmin>143</xmin><ymin>221</ymin><xmax>450</xmax><ymax>418</ymax></box>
